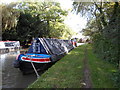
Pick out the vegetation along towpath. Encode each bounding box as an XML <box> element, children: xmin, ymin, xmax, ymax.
<box><xmin>27</xmin><ymin>44</ymin><xmax>118</xmax><ymax>88</ymax></box>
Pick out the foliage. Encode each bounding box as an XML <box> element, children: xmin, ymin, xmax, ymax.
<box><xmin>27</xmin><ymin>45</ymin><xmax>117</xmax><ymax>88</ymax></box>
<box><xmin>49</xmin><ymin>22</ymin><xmax>74</xmax><ymax>39</ymax></box>
<box><xmin>73</xmin><ymin>2</ymin><xmax>120</xmax><ymax>68</ymax></box>
<box><xmin>2</xmin><ymin>28</ymin><xmax>17</xmax><ymax>41</ymax></box>
<box><xmin>73</xmin><ymin>2</ymin><xmax>120</xmax><ymax>87</ymax></box>
<box><xmin>86</xmin><ymin>44</ymin><xmax>117</xmax><ymax>88</ymax></box>
<box><xmin>1</xmin><ymin>3</ymin><xmax>20</xmax><ymax>31</ymax></box>
<box><xmin>1</xmin><ymin>3</ymin><xmax>20</xmax><ymax>40</ymax></box>
<box><xmin>2</xmin><ymin>1</ymin><xmax>74</xmax><ymax>43</ymax></box>
<box><xmin>111</xmin><ymin>70</ymin><xmax>120</xmax><ymax>88</ymax></box>
<box><xmin>16</xmin><ymin>12</ymin><xmax>48</xmax><ymax>42</ymax></box>
<box><xmin>15</xmin><ymin>1</ymin><xmax>69</xmax><ymax>42</ymax></box>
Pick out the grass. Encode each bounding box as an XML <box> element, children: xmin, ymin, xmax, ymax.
<box><xmin>87</xmin><ymin>45</ymin><xmax>117</xmax><ymax>88</ymax></box>
<box><xmin>27</xmin><ymin>45</ymin><xmax>85</xmax><ymax>88</ymax></box>
<box><xmin>27</xmin><ymin>44</ymin><xmax>117</xmax><ymax>88</ymax></box>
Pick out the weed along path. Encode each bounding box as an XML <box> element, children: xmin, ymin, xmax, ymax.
<box><xmin>27</xmin><ymin>45</ymin><xmax>117</xmax><ymax>88</ymax></box>
<box><xmin>83</xmin><ymin>46</ymin><xmax>92</xmax><ymax>88</ymax></box>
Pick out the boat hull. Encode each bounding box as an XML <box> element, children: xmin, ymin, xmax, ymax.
<box><xmin>14</xmin><ymin>53</ymin><xmax>65</xmax><ymax>74</ymax></box>
<box><xmin>18</xmin><ymin>61</ymin><xmax>55</xmax><ymax>74</ymax></box>
<box><xmin>17</xmin><ymin>53</ymin><xmax>51</xmax><ymax>63</ymax></box>
<box><xmin>13</xmin><ymin>38</ymin><xmax>74</xmax><ymax>74</ymax></box>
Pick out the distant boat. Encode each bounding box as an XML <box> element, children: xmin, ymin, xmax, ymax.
<box><xmin>0</xmin><ymin>41</ymin><xmax>20</xmax><ymax>53</ymax></box>
<box><xmin>0</xmin><ymin>41</ymin><xmax>20</xmax><ymax>49</ymax></box>
<box><xmin>13</xmin><ymin>38</ymin><xmax>75</xmax><ymax>74</ymax></box>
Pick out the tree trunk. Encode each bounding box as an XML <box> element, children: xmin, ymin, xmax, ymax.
<box><xmin>47</xmin><ymin>20</ymin><xmax>50</xmax><ymax>37</ymax></box>
<box><xmin>94</xmin><ymin>2</ymin><xmax>107</xmax><ymax>28</ymax></box>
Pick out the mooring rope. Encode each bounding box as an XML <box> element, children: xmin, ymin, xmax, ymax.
<box><xmin>28</xmin><ymin>55</ymin><xmax>40</xmax><ymax>78</ymax></box>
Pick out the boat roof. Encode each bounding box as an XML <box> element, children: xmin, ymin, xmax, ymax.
<box><xmin>28</xmin><ymin>38</ymin><xmax>74</xmax><ymax>56</ymax></box>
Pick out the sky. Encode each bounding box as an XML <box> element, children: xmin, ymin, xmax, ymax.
<box><xmin>58</xmin><ymin>0</ymin><xmax>87</xmax><ymax>31</ymax></box>
<box><xmin>1</xmin><ymin>0</ymin><xmax>87</xmax><ymax>38</ymax></box>
<box><xmin>58</xmin><ymin>0</ymin><xmax>87</xmax><ymax>38</ymax></box>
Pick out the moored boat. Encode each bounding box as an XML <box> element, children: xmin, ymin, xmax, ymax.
<box><xmin>13</xmin><ymin>38</ymin><xmax>74</xmax><ymax>74</ymax></box>
<box><xmin>17</xmin><ymin>53</ymin><xmax>51</xmax><ymax>63</ymax></box>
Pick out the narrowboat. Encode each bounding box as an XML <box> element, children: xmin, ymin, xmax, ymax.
<box><xmin>13</xmin><ymin>38</ymin><xmax>74</xmax><ymax>74</ymax></box>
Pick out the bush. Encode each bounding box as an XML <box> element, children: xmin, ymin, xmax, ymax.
<box><xmin>111</xmin><ymin>70</ymin><xmax>120</xmax><ymax>88</ymax></box>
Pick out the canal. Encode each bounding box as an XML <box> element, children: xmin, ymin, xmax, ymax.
<box><xmin>1</xmin><ymin>51</ymin><xmax>39</xmax><ymax>88</ymax></box>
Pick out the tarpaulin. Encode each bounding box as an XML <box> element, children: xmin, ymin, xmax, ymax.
<box><xmin>27</xmin><ymin>38</ymin><xmax>74</xmax><ymax>61</ymax></box>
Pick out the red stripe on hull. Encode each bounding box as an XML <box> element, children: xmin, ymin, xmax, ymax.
<box><xmin>21</xmin><ymin>57</ymin><xmax>50</xmax><ymax>62</ymax></box>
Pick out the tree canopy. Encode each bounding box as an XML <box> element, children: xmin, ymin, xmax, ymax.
<box><xmin>73</xmin><ymin>2</ymin><xmax>120</xmax><ymax>87</ymax></box>
<box><xmin>1</xmin><ymin>3</ymin><xmax>20</xmax><ymax>31</ymax></box>
<box><xmin>2</xmin><ymin>1</ymin><xmax>74</xmax><ymax>43</ymax></box>
<box><xmin>73</xmin><ymin>2</ymin><xmax>120</xmax><ymax>69</ymax></box>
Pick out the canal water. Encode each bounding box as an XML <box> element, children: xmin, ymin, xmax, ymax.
<box><xmin>0</xmin><ymin>51</ymin><xmax>39</xmax><ymax>89</ymax></box>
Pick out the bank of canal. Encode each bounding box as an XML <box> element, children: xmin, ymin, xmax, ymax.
<box><xmin>27</xmin><ymin>45</ymin><xmax>117</xmax><ymax>88</ymax></box>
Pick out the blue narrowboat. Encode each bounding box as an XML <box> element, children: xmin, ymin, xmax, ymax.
<box><xmin>13</xmin><ymin>38</ymin><xmax>74</xmax><ymax>74</ymax></box>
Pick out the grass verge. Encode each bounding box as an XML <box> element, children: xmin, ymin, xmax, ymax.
<box><xmin>27</xmin><ymin>45</ymin><xmax>85</xmax><ymax>88</ymax></box>
<box><xmin>27</xmin><ymin>44</ymin><xmax>117</xmax><ymax>88</ymax></box>
<box><xmin>87</xmin><ymin>45</ymin><xmax>117</xmax><ymax>88</ymax></box>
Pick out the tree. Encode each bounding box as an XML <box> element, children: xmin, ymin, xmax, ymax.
<box><xmin>2</xmin><ymin>1</ymin><xmax>75</xmax><ymax>43</ymax></box>
<box><xmin>73</xmin><ymin>2</ymin><xmax>120</xmax><ymax>87</ymax></box>
<box><xmin>73</xmin><ymin>2</ymin><xmax>120</xmax><ymax>68</ymax></box>
<box><xmin>1</xmin><ymin>3</ymin><xmax>20</xmax><ymax>31</ymax></box>
<box><xmin>1</xmin><ymin>3</ymin><xmax>20</xmax><ymax>41</ymax></box>
<box><xmin>15</xmin><ymin>1</ymin><xmax>69</xmax><ymax>43</ymax></box>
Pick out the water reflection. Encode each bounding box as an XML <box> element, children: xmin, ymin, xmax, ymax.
<box><xmin>1</xmin><ymin>51</ymin><xmax>37</xmax><ymax>88</ymax></box>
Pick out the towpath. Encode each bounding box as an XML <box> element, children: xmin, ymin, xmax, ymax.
<box><xmin>82</xmin><ymin>46</ymin><xmax>92</xmax><ymax>88</ymax></box>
